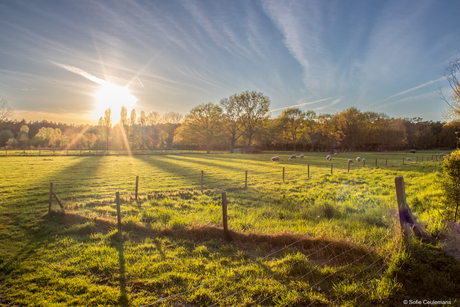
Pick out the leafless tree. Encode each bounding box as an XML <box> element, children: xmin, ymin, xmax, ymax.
<box><xmin>439</xmin><ymin>53</ymin><xmax>460</xmax><ymax>120</ymax></box>
<box><xmin>0</xmin><ymin>94</ymin><xmax>13</xmax><ymax>124</ymax></box>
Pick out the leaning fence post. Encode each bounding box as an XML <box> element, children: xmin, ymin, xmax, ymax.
<box><xmin>222</xmin><ymin>191</ymin><xmax>230</xmax><ymax>241</ymax></box>
<box><xmin>201</xmin><ymin>170</ymin><xmax>204</xmax><ymax>193</ymax></box>
<box><xmin>135</xmin><ymin>176</ymin><xmax>139</xmax><ymax>201</ymax></box>
<box><xmin>245</xmin><ymin>170</ymin><xmax>248</xmax><ymax>188</ymax></box>
<box><xmin>395</xmin><ymin>176</ymin><xmax>411</xmax><ymax>247</ymax></box>
<box><xmin>116</xmin><ymin>192</ymin><xmax>122</xmax><ymax>239</ymax></box>
<box><xmin>49</xmin><ymin>182</ymin><xmax>53</xmax><ymax>213</ymax></box>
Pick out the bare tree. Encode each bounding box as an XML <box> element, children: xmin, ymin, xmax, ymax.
<box><xmin>0</xmin><ymin>95</ymin><xmax>13</xmax><ymax>125</ymax></box>
<box><xmin>439</xmin><ymin>53</ymin><xmax>460</xmax><ymax>120</ymax></box>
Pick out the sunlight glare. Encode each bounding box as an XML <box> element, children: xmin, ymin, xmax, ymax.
<box><xmin>94</xmin><ymin>83</ymin><xmax>137</xmax><ymax>123</ymax></box>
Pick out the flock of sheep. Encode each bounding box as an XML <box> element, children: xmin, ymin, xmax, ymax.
<box><xmin>271</xmin><ymin>154</ymin><xmax>425</xmax><ymax>163</ymax></box>
<box><xmin>270</xmin><ymin>153</ymin><xmax>368</xmax><ymax>163</ymax></box>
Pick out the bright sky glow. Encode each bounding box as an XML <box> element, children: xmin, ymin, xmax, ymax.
<box><xmin>95</xmin><ymin>83</ymin><xmax>137</xmax><ymax>124</ymax></box>
<box><xmin>1</xmin><ymin>0</ymin><xmax>460</xmax><ymax>124</ymax></box>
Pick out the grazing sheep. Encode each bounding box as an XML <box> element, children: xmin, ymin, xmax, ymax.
<box><xmin>290</xmin><ymin>154</ymin><xmax>296</xmax><ymax>159</ymax></box>
<box><xmin>270</xmin><ymin>156</ymin><xmax>280</xmax><ymax>162</ymax></box>
<box><xmin>406</xmin><ymin>157</ymin><xmax>412</xmax><ymax>161</ymax></box>
<box><xmin>288</xmin><ymin>157</ymin><xmax>291</xmax><ymax>161</ymax></box>
<box><xmin>334</xmin><ymin>152</ymin><xmax>337</xmax><ymax>156</ymax></box>
<box><xmin>362</xmin><ymin>158</ymin><xmax>365</xmax><ymax>162</ymax></box>
<box><xmin>348</xmin><ymin>159</ymin><xmax>354</xmax><ymax>163</ymax></box>
<box><xmin>356</xmin><ymin>157</ymin><xmax>361</xmax><ymax>162</ymax></box>
<box><xmin>300</xmin><ymin>154</ymin><xmax>304</xmax><ymax>159</ymax></box>
<box><xmin>326</xmin><ymin>155</ymin><xmax>331</xmax><ymax>160</ymax></box>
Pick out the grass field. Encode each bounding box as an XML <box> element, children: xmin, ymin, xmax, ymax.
<box><xmin>0</xmin><ymin>151</ymin><xmax>459</xmax><ymax>306</ymax></box>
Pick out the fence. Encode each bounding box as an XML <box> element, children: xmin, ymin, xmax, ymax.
<box><xmin>47</xmin><ymin>168</ymin><xmax>427</xmax><ymax>306</ymax></box>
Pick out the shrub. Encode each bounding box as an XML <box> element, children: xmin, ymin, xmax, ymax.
<box><xmin>442</xmin><ymin>149</ymin><xmax>460</xmax><ymax>222</ymax></box>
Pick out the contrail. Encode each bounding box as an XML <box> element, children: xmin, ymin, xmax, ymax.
<box><xmin>137</xmin><ymin>76</ymin><xmax>144</xmax><ymax>87</ymax></box>
<box><xmin>366</xmin><ymin>76</ymin><xmax>445</xmax><ymax>109</ymax></box>
<box><xmin>50</xmin><ymin>61</ymin><xmax>106</xmax><ymax>85</ymax></box>
<box><xmin>265</xmin><ymin>96</ymin><xmax>341</xmax><ymax>116</ymax></box>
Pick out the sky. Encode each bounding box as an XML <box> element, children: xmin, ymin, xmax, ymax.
<box><xmin>1</xmin><ymin>0</ymin><xmax>460</xmax><ymax>125</ymax></box>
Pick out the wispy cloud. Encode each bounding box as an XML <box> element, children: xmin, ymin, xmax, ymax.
<box><xmin>313</xmin><ymin>96</ymin><xmax>343</xmax><ymax>111</ymax></box>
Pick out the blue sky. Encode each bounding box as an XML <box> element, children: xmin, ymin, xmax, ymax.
<box><xmin>1</xmin><ymin>0</ymin><xmax>460</xmax><ymax>124</ymax></box>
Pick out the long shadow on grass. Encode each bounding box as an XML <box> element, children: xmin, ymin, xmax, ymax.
<box><xmin>134</xmin><ymin>155</ymin><xmax>281</xmax><ymax>190</ymax></box>
<box><xmin>27</xmin><ymin>211</ymin><xmax>391</xmax><ymax>305</ymax></box>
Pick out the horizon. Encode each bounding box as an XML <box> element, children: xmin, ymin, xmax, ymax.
<box><xmin>1</xmin><ymin>0</ymin><xmax>460</xmax><ymax>125</ymax></box>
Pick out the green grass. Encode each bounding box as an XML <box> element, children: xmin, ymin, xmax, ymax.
<box><xmin>0</xmin><ymin>151</ymin><xmax>458</xmax><ymax>306</ymax></box>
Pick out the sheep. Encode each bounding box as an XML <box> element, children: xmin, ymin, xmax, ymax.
<box><xmin>326</xmin><ymin>155</ymin><xmax>331</xmax><ymax>160</ymax></box>
<box><xmin>362</xmin><ymin>158</ymin><xmax>365</xmax><ymax>162</ymax></box>
<box><xmin>348</xmin><ymin>159</ymin><xmax>354</xmax><ymax>163</ymax></box>
<box><xmin>270</xmin><ymin>156</ymin><xmax>280</xmax><ymax>162</ymax></box>
<box><xmin>356</xmin><ymin>157</ymin><xmax>361</xmax><ymax>162</ymax></box>
<box><xmin>334</xmin><ymin>152</ymin><xmax>337</xmax><ymax>156</ymax></box>
<box><xmin>288</xmin><ymin>157</ymin><xmax>291</xmax><ymax>161</ymax></box>
<box><xmin>300</xmin><ymin>154</ymin><xmax>304</xmax><ymax>159</ymax></box>
<box><xmin>290</xmin><ymin>154</ymin><xmax>296</xmax><ymax>159</ymax></box>
<box><xmin>406</xmin><ymin>157</ymin><xmax>412</xmax><ymax>161</ymax></box>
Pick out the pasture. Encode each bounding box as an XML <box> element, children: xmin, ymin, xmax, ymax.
<box><xmin>0</xmin><ymin>151</ymin><xmax>458</xmax><ymax>306</ymax></box>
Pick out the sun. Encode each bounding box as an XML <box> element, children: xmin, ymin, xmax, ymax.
<box><xmin>94</xmin><ymin>83</ymin><xmax>137</xmax><ymax>123</ymax></box>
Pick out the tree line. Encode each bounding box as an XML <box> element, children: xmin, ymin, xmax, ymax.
<box><xmin>0</xmin><ymin>91</ymin><xmax>459</xmax><ymax>152</ymax></box>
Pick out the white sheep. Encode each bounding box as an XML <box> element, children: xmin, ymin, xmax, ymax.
<box><xmin>362</xmin><ymin>158</ymin><xmax>365</xmax><ymax>162</ymax></box>
<box><xmin>326</xmin><ymin>155</ymin><xmax>331</xmax><ymax>160</ymax></box>
<box><xmin>290</xmin><ymin>154</ymin><xmax>296</xmax><ymax>159</ymax></box>
<box><xmin>348</xmin><ymin>159</ymin><xmax>354</xmax><ymax>163</ymax></box>
<box><xmin>334</xmin><ymin>152</ymin><xmax>337</xmax><ymax>156</ymax></box>
<box><xmin>406</xmin><ymin>157</ymin><xmax>412</xmax><ymax>161</ymax></box>
<box><xmin>356</xmin><ymin>157</ymin><xmax>361</xmax><ymax>162</ymax></box>
<box><xmin>270</xmin><ymin>156</ymin><xmax>280</xmax><ymax>162</ymax></box>
<box><xmin>300</xmin><ymin>154</ymin><xmax>304</xmax><ymax>159</ymax></box>
<box><xmin>288</xmin><ymin>157</ymin><xmax>291</xmax><ymax>161</ymax></box>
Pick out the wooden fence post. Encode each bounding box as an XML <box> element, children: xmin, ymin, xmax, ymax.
<box><xmin>348</xmin><ymin>161</ymin><xmax>350</xmax><ymax>173</ymax></box>
<box><xmin>135</xmin><ymin>176</ymin><xmax>139</xmax><ymax>201</ymax></box>
<box><xmin>395</xmin><ymin>176</ymin><xmax>410</xmax><ymax>246</ymax></box>
<box><xmin>222</xmin><ymin>191</ymin><xmax>230</xmax><ymax>241</ymax></box>
<box><xmin>282</xmin><ymin>167</ymin><xmax>285</xmax><ymax>182</ymax></box>
<box><xmin>201</xmin><ymin>170</ymin><xmax>204</xmax><ymax>193</ymax></box>
<box><xmin>330</xmin><ymin>163</ymin><xmax>333</xmax><ymax>175</ymax></box>
<box><xmin>116</xmin><ymin>192</ymin><xmax>122</xmax><ymax>239</ymax></box>
<box><xmin>245</xmin><ymin>170</ymin><xmax>248</xmax><ymax>188</ymax></box>
<box><xmin>307</xmin><ymin>164</ymin><xmax>310</xmax><ymax>178</ymax></box>
<box><xmin>375</xmin><ymin>158</ymin><xmax>377</xmax><ymax>168</ymax></box>
<box><xmin>49</xmin><ymin>182</ymin><xmax>53</xmax><ymax>213</ymax></box>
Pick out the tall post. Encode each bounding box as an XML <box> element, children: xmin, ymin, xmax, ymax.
<box><xmin>245</xmin><ymin>170</ymin><xmax>248</xmax><ymax>188</ymax></box>
<box><xmin>49</xmin><ymin>182</ymin><xmax>53</xmax><ymax>213</ymax></box>
<box><xmin>282</xmin><ymin>167</ymin><xmax>285</xmax><ymax>182</ymax></box>
<box><xmin>135</xmin><ymin>176</ymin><xmax>139</xmax><ymax>201</ymax></box>
<box><xmin>116</xmin><ymin>192</ymin><xmax>122</xmax><ymax>239</ymax></box>
<box><xmin>348</xmin><ymin>161</ymin><xmax>350</xmax><ymax>173</ymax></box>
<box><xmin>330</xmin><ymin>163</ymin><xmax>333</xmax><ymax>175</ymax></box>
<box><xmin>395</xmin><ymin>176</ymin><xmax>410</xmax><ymax>246</ymax></box>
<box><xmin>222</xmin><ymin>191</ymin><xmax>229</xmax><ymax>241</ymax></box>
<box><xmin>201</xmin><ymin>170</ymin><xmax>204</xmax><ymax>193</ymax></box>
<box><xmin>375</xmin><ymin>158</ymin><xmax>377</xmax><ymax>168</ymax></box>
<box><xmin>363</xmin><ymin>159</ymin><xmax>365</xmax><ymax>168</ymax></box>
<box><xmin>307</xmin><ymin>164</ymin><xmax>310</xmax><ymax>178</ymax></box>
